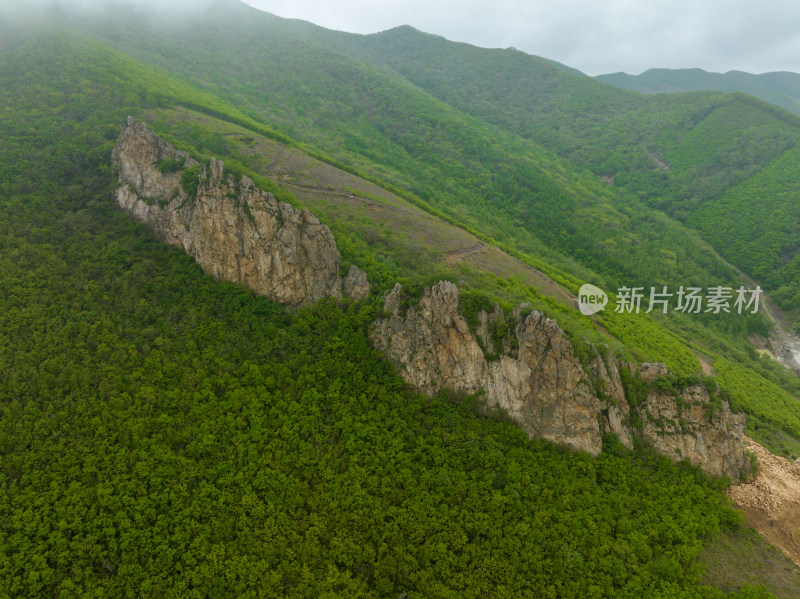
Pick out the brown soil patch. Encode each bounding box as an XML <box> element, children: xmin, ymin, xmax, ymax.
<box><xmin>600</xmin><ymin>174</ymin><xmax>616</xmax><ymax>185</ymax></box>
<box><xmin>693</xmin><ymin>350</ymin><xmax>715</xmax><ymax>375</ymax></box>
<box><xmin>728</xmin><ymin>437</ymin><xmax>800</xmax><ymax>566</ymax></box>
<box><xmin>443</xmin><ymin>242</ymin><xmax>487</xmax><ymax>265</ymax></box>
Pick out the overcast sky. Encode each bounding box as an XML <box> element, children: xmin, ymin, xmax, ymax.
<box><xmin>242</xmin><ymin>0</ymin><xmax>800</xmax><ymax>76</ymax></box>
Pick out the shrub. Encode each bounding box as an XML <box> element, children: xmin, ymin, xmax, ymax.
<box><xmin>155</xmin><ymin>155</ymin><xmax>186</xmax><ymax>173</ymax></box>
<box><xmin>180</xmin><ymin>164</ymin><xmax>201</xmax><ymax>199</ymax></box>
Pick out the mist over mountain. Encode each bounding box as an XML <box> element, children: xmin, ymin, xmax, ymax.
<box><xmin>242</xmin><ymin>0</ymin><xmax>800</xmax><ymax>75</ymax></box>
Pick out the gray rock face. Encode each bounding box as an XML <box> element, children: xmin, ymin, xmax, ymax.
<box><xmin>343</xmin><ymin>265</ymin><xmax>370</xmax><ymax>301</ymax></box>
<box><xmin>111</xmin><ymin>119</ymin><xmax>746</xmax><ymax>479</ymax></box>
<box><xmin>371</xmin><ymin>281</ymin><xmax>748</xmax><ymax>480</ymax></box>
<box><xmin>631</xmin><ymin>364</ymin><xmax>747</xmax><ymax>480</ymax></box>
<box><xmin>112</xmin><ymin>118</ymin><xmax>366</xmax><ymax>306</ymax></box>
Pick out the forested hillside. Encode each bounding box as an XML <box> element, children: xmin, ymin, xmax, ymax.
<box><xmin>597</xmin><ymin>68</ymin><xmax>800</xmax><ymax>117</ymax></box>
<box><xmin>48</xmin><ymin>0</ymin><xmax>800</xmax><ymax>454</ymax></box>
<box><xmin>342</xmin><ymin>26</ymin><xmax>800</xmax><ymax>329</ymax></box>
<box><xmin>2</xmin><ymin>2</ymin><xmax>800</xmax><ymax>596</ymax></box>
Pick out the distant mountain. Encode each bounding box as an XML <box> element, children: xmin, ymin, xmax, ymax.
<box><xmin>598</xmin><ymin>67</ymin><xmax>800</xmax><ymax>116</ymax></box>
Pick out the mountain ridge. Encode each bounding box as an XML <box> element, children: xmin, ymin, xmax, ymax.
<box><xmin>597</xmin><ymin>67</ymin><xmax>800</xmax><ymax>116</ymax></box>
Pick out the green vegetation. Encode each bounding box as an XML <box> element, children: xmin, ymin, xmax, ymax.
<box><xmin>74</xmin><ymin>5</ymin><xmax>747</xmax><ymax>299</ymax></box>
<box><xmin>689</xmin><ymin>147</ymin><xmax>800</xmax><ymax>325</ymax></box>
<box><xmin>597</xmin><ymin>68</ymin><xmax>800</xmax><ymax>118</ymax></box>
<box><xmin>155</xmin><ymin>155</ymin><xmax>186</xmax><ymax>173</ymax></box>
<box><xmin>3</xmin><ymin>3</ymin><xmax>800</xmax><ymax>596</ymax></box>
<box><xmin>347</xmin><ymin>27</ymin><xmax>800</xmax><ymax>331</ymax></box>
<box><xmin>698</xmin><ymin>524</ymin><xmax>800</xmax><ymax>599</ymax></box>
<box><xmin>0</xmin><ymin>71</ymin><xmax>766</xmax><ymax>595</ymax></box>
<box><xmin>715</xmin><ymin>358</ymin><xmax>800</xmax><ymax>457</ymax></box>
<box><xmin>22</xmin><ymin>0</ymin><xmax>800</xmax><ymax>457</ymax></box>
<box><xmin>179</xmin><ymin>164</ymin><xmax>201</xmax><ymax>199</ymax></box>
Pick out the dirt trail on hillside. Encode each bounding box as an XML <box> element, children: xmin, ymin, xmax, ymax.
<box><xmin>444</xmin><ymin>243</ymin><xmax>487</xmax><ymax>264</ymax></box>
<box><xmin>729</xmin><ymin>437</ymin><xmax>800</xmax><ymax>566</ymax></box>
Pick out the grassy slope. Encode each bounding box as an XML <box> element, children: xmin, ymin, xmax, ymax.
<box><xmin>699</xmin><ymin>526</ymin><xmax>800</xmax><ymax>599</ymax></box>
<box><xmin>70</xmin><ymin>4</ymin><xmax>753</xmax><ymax>295</ymax></box>
<box><xmin>343</xmin><ymin>26</ymin><xmax>800</xmax><ymax>331</ymax></box>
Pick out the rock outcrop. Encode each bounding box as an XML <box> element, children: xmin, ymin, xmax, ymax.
<box><xmin>371</xmin><ymin>281</ymin><xmax>748</xmax><ymax>480</ymax></box>
<box><xmin>111</xmin><ymin>117</ymin><xmax>368</xmax><ymax>307</ymax></box>
<box><xmin>343</xmin><ymin>264</ymin><xmax>371</xmax><ymax>301</ymax></box>
<box><xmin>111</xmin><ymin>120</ymin><xmax>747</xmax><ymax>479</ymax></box>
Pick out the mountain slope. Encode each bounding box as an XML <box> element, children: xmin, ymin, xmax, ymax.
<box><xmin>598</xmin><ymin>68</ymin><xmax>800</xmax><ymax>117</ymax></box>
<box><xmin>57</xmin><ymin>7</ymin><xmax>780</xmax><ymax>332</ymax></box>
<box><xmin>147</xmin><ymin>100</ymin><xmax>800</xmax><ymax>462</ymax></box>
<box><xmin>2</xmin><ymin>2</ymin><xmax>800</xmax><ymax>596</ymax></box>
<box><xmin>61</xmin><ymin>10</ymin><xmax>738</xmax><ymax>290</ymax></box>
<box><xmin>337</xmin><ymin>25</ymin><xmax>800</xmax><ymax>333</ymax></box>
<box><xmin>0</xmin><ymin>15</ymin><xmax>759</xmax><ymax>598</ymax></box>
<box><xmin>14</xmin><ymin>0</ymin><xmax>800</xmax><ymax>465</ymax></box>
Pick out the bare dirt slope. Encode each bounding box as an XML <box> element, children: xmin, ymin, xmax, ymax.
<box><xmin>729</xmin><ymin>437</ymin><xmax>800</xmax><ymax>566</ymax></box>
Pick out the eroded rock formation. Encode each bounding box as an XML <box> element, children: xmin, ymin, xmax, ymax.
<box><xmin>343</xmin><ymin>264</ymin><xmax>371</xmax><ymax>301</ymax></box>
<box><xmin>111</xmin><ymin>119</ymin><xmax>747</xmax><ymax>479</ymax></box>
<box><xmin>111</xmin><ymin>117</ymin><xmax>368</xmax><ymax>307</ymax></box>
<box><xmin>371</xmin><ymin>281</ymin><xmax>748</xmax><ymax>479</ymax></box>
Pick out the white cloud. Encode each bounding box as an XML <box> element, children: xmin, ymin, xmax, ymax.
<box><xmin>0</xmin><ymin>0</ymin><xmax>216</xmax><ymax>19</ymax></box>
<box><xmin>4</xmin><ymin>0</ymin><xmax>798</xmax><ymax>74</ymax></box>
<box><xmin>242</xmin><ymin>0</ymin><xmax>800</xmax><ymax>75</ymax></box>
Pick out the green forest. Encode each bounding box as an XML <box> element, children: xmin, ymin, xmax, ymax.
<box><xmin>597</xmin><ymin>68</ymin><xmax>800</xmax><ymax>118</ymax></box>
<box><xmin>3</xmin><ymin>2</ymin><xmax>800</xmax><ymax>597</ymax></box>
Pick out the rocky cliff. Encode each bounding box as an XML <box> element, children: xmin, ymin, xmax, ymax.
<box><xmin>111</xmin><ymin>117</ymin><xmax>368</xmax><ymax>307</ymax></box>
<box><xmin>112</xmin><ymin>119</ymin><xmax>746</xmax><ymax>479</ymax></box>
<box><xmin>371</xmin><ymin>281</ymin><xmax>748</xmax><ymax>480</ymax></box>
